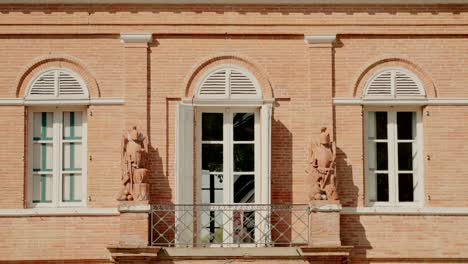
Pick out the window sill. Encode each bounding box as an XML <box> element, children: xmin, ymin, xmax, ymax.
<box><xmin>341</xmin><ymin>206</ymin><xmax>468</xmax><ymax>216</ymax></box>
<box><xmin>0</xmin><ymin>207</ymin><xmax>119</xmax><ymax>217</ymax></box>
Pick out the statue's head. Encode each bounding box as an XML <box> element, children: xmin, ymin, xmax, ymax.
<box><xmin>319</xmin><ymin>127</ymin><xmax>330</xmax><ymax>145</ymax></box>
<box><xmin>130</xmin><ymin>126</ymin><xmax>140</xmax><ymax>141</ymax></box>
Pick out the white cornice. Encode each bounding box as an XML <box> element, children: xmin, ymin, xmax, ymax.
<box><xmin>0</xmin><ymin>207</ymin><xmax>119</xmax><ymax>217</ymax></box>
<box><xmin>342</xmin><ymin>207</ymin><xmax>468</xmax><ymax>215</ymax></box>
<box><xmin>304</xmin><ymin>34</ymin><xmax>337</xmax><ymax>45</ymax></box>
<box><xmin>334</xmin><ymin>98</ymin><xmax>468</xmax><ymax>106</ymax></box>
<box><xmin>0</xmin><ymin>98</ymin><xmax>125</xmax><ymax>106</ymax></box>
<box><xmin>120</xmin><ymin>33</ymin><xmax>153</xmax><ymax>44</ymax></box>
<box><xmin>0</xmin><ymin>0</ymin><xmax>466</xmax><ymax>4</ymax></box>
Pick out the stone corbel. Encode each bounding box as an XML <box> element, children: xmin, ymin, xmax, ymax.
<box><xmin>120</xmin><ymin>33</ymin><xmax>153</xmax><ymax>44</ymax></box>
<box><xmin>304</xmin><ymin>34</ymin><xmax>336</xmax><ymax>48</ymax></box>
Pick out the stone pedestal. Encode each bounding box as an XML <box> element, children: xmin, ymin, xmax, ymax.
<box><xmin>308</xmin><ymin>200</ymin><xmax>342</xmax><ymax>247</ymax></box>
<box><xmin>118</xmin><ymin>202</ymin><xmax>151</xmax><ymax>246</ymax></box>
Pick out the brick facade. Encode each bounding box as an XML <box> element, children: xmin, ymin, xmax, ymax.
<box><xmin>0</xmin><ymin>2</ymin><xmax>467</xmax><ymax>263</ymax></box>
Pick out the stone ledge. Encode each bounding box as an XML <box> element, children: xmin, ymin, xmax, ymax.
<box><xmin>108</xmin><ymin>245</ymin><xmax>161</xmax><ymax>262</ymax></box>
<box><xmin>300</xmin><ymin>246</ymin><xmax>352</xmax><ymax>260</ymax></box>
<box><xmin>309</xmin><ymin>200</ymin><xmax>342</xmax><ymax>212</ymax></box>
<box><xmin>341</xmin><ymin>206</ymin><xmax>468</xmax><ymax>216</ymax></box>
<box><xmin>0</xmin><ymin>207</ymin><xmax>119</xmax><ymax>217</ymax></box>
<box><xmin>118</xmin><ymin>202</ymin><xmax>151</xmax><ymax>213</ymax></box>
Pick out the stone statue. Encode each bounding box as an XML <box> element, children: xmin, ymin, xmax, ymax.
<box><xmin>306</xmin><ymin>127</ymin><xmax>338</xmax><ymax>201</ymax></box>
<box><xmin>118</xmin><ymin>126</ymin><xmax>150</xmax><ymax>201</ymax></box>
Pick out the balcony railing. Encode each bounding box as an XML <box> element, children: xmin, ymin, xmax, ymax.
<box><xmin>151</xmin><ymin>204</ymin><xmax>310</xmax><ymax>247</ymax></box>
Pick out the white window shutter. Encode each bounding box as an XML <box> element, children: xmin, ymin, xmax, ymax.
<box><xmin>175</xmin><ymin>102</ymin><xmax>194</xmax><ymax>245</ymax></box>
<box><xmin>394</xmin><ymin>70</ymin><xmax>424</xmax><ymax>96</ymax></box>
<box><xmin>366</xmin><ymin>112</ymin><xmax>377</xmax><ymax>202</ymax></box>
<box><xmin>260</xmin><ymin>104</ymin><xmax>272</xmax><ymax>205</ymax></box>
<box><xmin>198</xmin><ymin>69</ymin><xmax>228</xmax><ymax>98</ymax></box>
<box><xmin>365</xmin><ymin>71</ymin><xmax>392</xmax><ymax>97</ymax></box>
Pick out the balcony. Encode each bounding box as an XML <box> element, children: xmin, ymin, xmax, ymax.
<box><xmin>150</xmin><ymin>204</ymin><xmax>310</xmax><ymax>247</ymax></box>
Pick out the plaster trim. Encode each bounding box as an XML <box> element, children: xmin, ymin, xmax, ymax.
<box><xmin>304</xmin><ymin>34</ymin><xmax>337</xmax><ymax>45</ymax></box>
<box><xmin>118</xmin><ymin>203</ymin><xmax>151</xmax><ymax>213</ymax></box>
<box><xmin>0</xmin><ymin>0</ymin><xmax>466</xmax><ymax>4</ymax></box>
<box><xmin>0</xmin><ymin>208</ymin><xmax>119</xmax><ymax>217</ymax></box>
<box><xmin>120</xmin><ymin>33</ymin><xmax>153</xmax><ymax>44</ymax></box>
<box><xmin>334</xmin><ymin>98</ymin><xmax>468</xmax><ymax>106</ymax></box>
<box><xmin>342</xmin><ymin>207</ymin><xmax>468</xmax><ymax>215</ymax></box>
<box><xmin>182</xmin><ymin>97</ymin><xmax>275</xmax><ymax>107</ymax></box>
<box><xmin>0</xmin><ymin>98</ymin><xmax>125</xmax><ymax>106</ymax></box>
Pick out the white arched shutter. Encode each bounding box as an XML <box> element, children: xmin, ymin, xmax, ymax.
<box><xmin>365</xmin><ymin>68</ymin><xmax>425</xmax><ymax>98</ymax></box>
<box><xmin>175</xmin><ymin>102</ymin><xmax>194</xmax><ymax>245</ymax></box>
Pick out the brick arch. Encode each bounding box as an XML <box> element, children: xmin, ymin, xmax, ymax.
<box><xmin>16</xmin><ymin>54</ymin><xmax>101</xmax><ymax>98</ymax></box>
<box><xmin>184</xmin><ymin>54</ymin><xmax>274</xmax><ymax>99</ymax></box>
<box><xmin>352</xmin><ymin>57</ymin><xmax>438</xmax><ymax>98</ymax></box>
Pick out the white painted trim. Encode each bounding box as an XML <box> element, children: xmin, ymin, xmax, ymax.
<box><xmin>304</xmin><ymin>34</ymin><xmax>336</xmax><ymax>45</ymax></box>
<box><xmin>0</xmin><ymin>207</ymin><xmax>119</xmax><ymax>217</ymax></box>
<box><xmin>182</xmin><ymin>97</ymin><xmax>274</xmax><ymax>107</ymax></box>
<box><xmin>120</xmin><ymin>33</ymin><xmax>153</xmax><ymax>44</ymax></box>
<box><xmin>334</xmin><ymin>98</ymin><xmax>468</xmax><ymax>106</ymax></box>
<box><xmin>118</xmin><ymin>204</ymin><xmax>151</xmax><ymax>213</ymax></box>
<box><xmin>0</xmin><ymin>98</ymin><xmax>125</xmax><ymax>106</ymax></box>
<box><xmin>309</xmin><ymin>203</ymin><xmax>342</xmax><ymax>212</ymax></box>
<box><xmin>341</xmin><ymin>207</ymin><xmax>468</xmax><ymax>216</ymax></box>
<box><xmin>1</xmin><ymin>0</ymin><xmax>466</xmax><ymax>4</ymax></box>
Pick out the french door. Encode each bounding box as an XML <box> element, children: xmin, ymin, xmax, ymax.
<box><xmin>196</xmin><ymin>107</ymin><xmax>261</xmax><ymax>245</ymax></box>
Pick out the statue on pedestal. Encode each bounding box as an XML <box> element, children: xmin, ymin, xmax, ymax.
<box><xmin>118</xmin><ymin>126</ymin><xmax>150</xmax><ymax>201</ymax></box>
<box><xmin>306</xmin><ymin>127</ymin><xmax>338</xmax><ymax>201</ymax></box>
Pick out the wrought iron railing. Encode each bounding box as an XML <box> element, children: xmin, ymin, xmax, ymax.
<box><xmin>151</xmin><ymin>204</ymin><xmax>310</xmax><ymax>247</ymax></box>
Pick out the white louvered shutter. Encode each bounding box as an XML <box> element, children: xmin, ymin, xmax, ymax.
<box><xmin>27</xmin><ymin>69</ymin><xmax>88</xmax><ymax>100</ymax></box>
<box><xmin>198</xmin><ymin>67</ymin><xmax>260</xmax><ymax>99</ymax></box>
<box><xmin>29</xmin><ymin>71</ymin><xmax>56</xmax><ymax>96</ymax></box>
<box><xmin>365</xmin><ymin>69</ymin><xmax>424</xmax><ymax>98</ymax></box>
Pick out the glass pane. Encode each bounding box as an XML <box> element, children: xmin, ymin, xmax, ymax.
<box><xmin>233</xmin><ymin>113</ymin><xmax>254</xmax><ymax>141</ymax></box>
<box><xmin>63</xmin><ymin>111</ymin><xmax>83</xmax><ymax>139</ymax></box>
<box><xmin>32</xmin><ymin>174</ymin><xmax>53</xmax><ymax>203</ymax></box>
<box><xmin>200</xmin><ymin>211</ymin><xmax>224</xmax><ymax>244</ymax></box>
<box><xmin>33</xmin><ymin>112</ymin><xmax>53</xmax><ymax>140</ymax></box>
<box><xmin>63</xmin><ymin>143</ymin><xmax>82</xmax><ymax>171</ymax></box>
<box><xmin>234</xmin><ymin>144</ymin><xmax>254</xmax><ymax>172</ymax></box>
<box><xmin>233</xmin><ymin>211</ymin><xmax>255</xmax><ymax>243</ymax></box>
<box><xmin>234</xmin><ymin>174</ymin><xmax>255</xmax><ymax>203</ymax></box>
<box><xmin>376</xmin><ymin>173</ymin><xmax>389</xmax><ymax>202</ymax></box>
<box><xmin>399</xmin><ymin>174</ymin><xmax>414</xmax><ymax>202</ymax></box>
<box><xmin>376</xmin><ymin>143</ymin><xmax>388</xmax><ymax>170</ymax></box>
<box><xmin>398</xmin><ymin>143</ymin><xmax>413</xmax><ymax>171</ymax></box>
<box><xmin>33</xmin><ymin>143</ymin><xmax>53</xmax><ymax>171</ymax></box>
<box><xmin>375</xmin><ymin>112</ymin><xmax>387</xmax><ymax>139</ymax></box>
<box><xmin>62</xmin><ymin>173</ymin><xmax>82</xmax><ymax>202</ymax></box>
<box><xmin>202</xmin><ymin>144</ymin><xmax>223</xmax><ymax>172</ymax></box>
<box><xmin>202</xmin><ymin>113</ymin><xmax>223</xmax><ymax>141</ymax></box>
<box><xmin>201</xmin><ymin>173</ymin><xmax>223</xmax><ymax>204</ymax></box>
<box><xmin>397</xmin><ymin>112</ymin><xmax>415</xmax><ymax>140</ymax></box>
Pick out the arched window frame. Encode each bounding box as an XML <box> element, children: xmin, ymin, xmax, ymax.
<box><xmin>26</xmin><ymin>68</ymin><xmax>88</xmax><ymax>208</ymax></box>
<box><xmin>175</xmin><ymin>65</ymin><xmax>272</xmax><ymax>246</ymax></box>
<box><xmin>363</xmin><ymin>67</ymin><xmax>425</xmax><ymax>208</ymax></box>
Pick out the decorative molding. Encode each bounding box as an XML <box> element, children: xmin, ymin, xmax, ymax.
<box><xmin>341</xmin><ymin>207</ymin><xmax>468</xmax><ymax>215</ymax></box>
<box><xmin>118</xmin><ymin>203</ymin><xmax>151</xmax><ymax>213</ymax></box>
<box><xmin>120</xmin><ymin>33</ymin><xmax>153</xmax><ymax>44</ymax></box>
<box><xmin>181</xmin><ymin>97</ymin><xmax>275</xmax><ymax>106</ymax></box>
<box><xmin>334</xmin><ymin>97</ymin><xmax>468</xmax><ymax>106</ymax></box>
<box><xmin>1</xmin><ymin>0</ymin><xmax>466</xmax><ymax>4</ymax></box>
<box><xmin>0</xmin><ymin>98</ymin><xmax>125</xmax><ymax>106</ymax></box>
<box><xmin>0</xmin><ymin>208</ymin><xmax>119</xmax><ymax>217</ymax></box>
<box><xmin>309</xmin><ymin>203</ymin><xmax>342</xmax><ymax>212</ymax></box>
<box><xmin>304</xmin><ymin>34</ymin><xmax>337</xmax><ymax>45</ymax></box>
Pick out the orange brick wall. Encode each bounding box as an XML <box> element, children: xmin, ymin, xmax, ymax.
<box><xmin>0</xmin><ymin>3</ymin><xmax>466</xmax><ymax>263</ymax></box>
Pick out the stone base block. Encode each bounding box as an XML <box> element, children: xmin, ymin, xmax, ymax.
<box><xmin>118</xmin><ymin>202</ymin><xmax>151</xmax><ymax>247</ymax></box>
<box><xmin>309</xmin><ymin>200</ymin><xmax>342</xmax><ymax>247</ymax></box>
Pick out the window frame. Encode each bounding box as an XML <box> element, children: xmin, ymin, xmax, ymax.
<box><xmin>27</xmin><ymin>106</ymin><xmax>88</xmax><ymax>208</ymax></box>
<box><xmin>364</xmin><ymin>106</ymin><xmax>424</xmax><ymax>207</ymax></box>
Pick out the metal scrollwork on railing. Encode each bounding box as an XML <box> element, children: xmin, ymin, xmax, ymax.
<box><xmin>150</xmin><ymin>204</ymin><xmax>310</xmax><ymax>247</ymax></box>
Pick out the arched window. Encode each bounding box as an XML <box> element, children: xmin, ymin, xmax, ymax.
<box><xmin>363</xmin><ymin>67</ymin><xmax>424</xmax><ymax>207</ymax></box>
<box><xmin>175</xmin><ymin>65</ymin><xmax>272</xmax><ymax>246</ymax></box>
<box><xmin>26</xmin><ymin>68</ymin><xmax>88</xmax><ymax>208</ymax></box>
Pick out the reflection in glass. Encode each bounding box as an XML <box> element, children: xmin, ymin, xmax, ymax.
<box><xmin>201</xmin><ymin>172</ymin><xmax>223</xmax><ymax>204</ymax></box>
<box><xmin>399</xmin><ymin>174</ymin><xmax>414</xmax><ymax>202</ymax></box>
<box><xmin>234</xmin><ymin>144</ymin><xmax>254</xmax><ymax>172</ymax></box>
<box><xmin>233</xmin><ymin>211</ymin><xmax>255</xmax><ymax>243</ymax></box>
<box><xmin>234</xmin><ymin>113</ymin><xmax>254</xmax><ymax>141</ymax></box>
<box><xmin>376</xmin><ymin>143</ymin><xmax>388</xmax><ymax>170</ymax></box>
<box><xmin>397</xmin><ymin>112</ymin><xmax>414</xmax><ymax>140</ymax></box>
<box><xmin>234</xmin><ymin>175</ymin><xmax>255</xmax><ymax>203</ymax></box>
<box><xmin>202</xmin><ymin>113</ymin><xmax>223</xmax><ymax>141</ymax></box>
<box><xmin>375</xmin><ymin>112</ymin><xmax>387</xmax><ymax>139</ymax></box>
<box><xmin>398</xmin><ymin>143</ymin><xmax>413</xmax><ymax>171</ymax></box>
<box><xmin>377</xmin><ymin>174</ymin><xmax>389</xmax><ymax>202</ymax></box>
<box><xmin>202</xmin><ymin>144</ymin><xmax>223</xmax><ymax>172</ymax></box>
<box><xmin>200</xmin><ymin>211</ymin><xmax>224</xmax><ymax>244</ymax></box>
